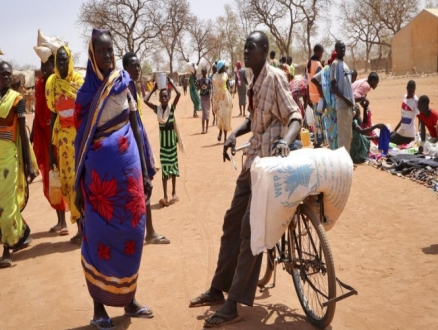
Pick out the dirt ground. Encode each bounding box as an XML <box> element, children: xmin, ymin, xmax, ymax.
<box><xmin>1</xmin><ymin>75</ymin><xmax>438</xmax><ymax>330</ymax></box>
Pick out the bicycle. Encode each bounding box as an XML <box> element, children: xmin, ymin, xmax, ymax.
<box><xmin>232</xmin><ymin>142</ymin><xmax>357</xmax><ymax>329</ymax></box>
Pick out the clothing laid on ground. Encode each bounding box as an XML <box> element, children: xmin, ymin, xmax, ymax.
<box><xmin>154</xmin><ymin>104</ymin><xmax>179</xmax><ymax>180</ymax></box>
<box><xmin>33</xmin><ymin>76</ymin><xmax>68</xmax><ymax>211</ymax></box>
<box><xmin>210</xmin><ymin>61</ymin><xmax>302</xmax><ymax>307</ymax></box>
<box><xmin>198</xmin><ymin>77</ymin><xmax>212</xmax><ymax>121</ymax></box>
<box><xmin>235</xmin><ymin>69</ymin><xmax>247</xmax><ymax>106</ymax></box>
<box><xmin>75</xmin><ymin>30</ymin><xmax>146</xmax><ymax>307</ymax></box>
<box><xmin>418</xmin><ymin>108</ymin><xmax>438</xmax><ymax>138</ymax></box>
<box><xmin>189</xmin><ymin>75</ymin><xmax>201</xmax><ymax>111</ymax></box>
<box><xmin>350</xmin><ymin>119</ymin><xmax>370</xmax><ymax>164</ymax></box>
<box><xmin>378</xmin><ymin>125</ymin><xmax>391</xmax><ymax>154</ymax></box>
<box><xmin>397</xmin><ymin>94</ymin><xmax>419</xmax><ymax>138</ymax></box>
<box><xmin>212</xmin><ymin>72</ymin><xmax>233</xmax><ymax>132</ymax></box>
<box><xmin>46</xmin><ymin>45</ymin><xmax>84</xmax><ymax>224</ymax></box>
<box><xmin>0</xmin><ymin>89</ymin><xmax>37</xmax><ymax>248</ymax></box>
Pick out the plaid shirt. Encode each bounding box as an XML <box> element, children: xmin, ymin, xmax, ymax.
<box><xmin>244</xmin><ymin>61</ymin><xmax>302</xmax><ymax>169</ymax></box>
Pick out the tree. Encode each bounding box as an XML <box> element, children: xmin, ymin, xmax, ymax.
<box><xmin>141</xmin><ymin>60</ymin><xmax>153</xmax><ymax>76</ymax></box>
<box><xmin>216</xmin><ymin>5</ymin><xmax>243</xmax><ymax>72</ymax></box>
<box><xmin>244</xmin><ymin>0</ymin><xmax>302</xmax><ymax>55</ymax></box>
<box><xmin>363</xmin><ymin>0</ymin><xmax>420</xmax><ymax>36</ymax></box>
<box><xmin>77</xmin><ymin>0</ymin><xmax>164</xmax><ymax>61</ymax></box>
<box><xmin>178</xmin><ymin>18</ymin><xmax>216</xmax><ymax>65</ymax></box>
<box><xmin>159</xmin><ymin>0</ymin><xmax>191</xmax><ymax>73</ymax></box>
<box><xmin>234</xmin><ymin>0</ymin><xmax>259</xmax><ymax>37</ymax></box>
<box><xmin>289</xmin><ymin>0</ymin><xmax>331</xmax><ymax>57</ymax></box>
<box><xmin>338</xmin><ymin>0</ymin><xmax>383</xmax><ymax>72</ymax></box>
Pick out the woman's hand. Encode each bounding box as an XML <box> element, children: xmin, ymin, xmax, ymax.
<box><xmin>143</xmin><ymin>175</ymin><xmax>153</xmax><ymax>198</ymax></box>
<box><xmin>75</xmin><ymin>188</ymin><xmax>85</xmax><ymax>217</ymax></box>
<box><xmin>49</xmin><ymin>152</ymin><xmax>57</xmax><ymax>170</ymax></box>
<box><xmin>25</xmin><ymin>162</ymin><xmax>37</xmax><ymax>184</ymax></box>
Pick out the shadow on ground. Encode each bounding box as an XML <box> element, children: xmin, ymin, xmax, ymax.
<box><xmin>422</xmin><ymin>244</ymin><xmax>438</xmax><ymax>255</ymax></box>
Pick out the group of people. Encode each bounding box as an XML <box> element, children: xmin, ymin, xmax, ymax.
<box><xmin>2</xmin><ymin>22</ymin><xmax>438</xmax><ymax>330</ymax></box>
<box><xmin>0</xmin><ymin>28</ymin><xmax>182</xmax><ymax>328</ymax></box>
<box><xmin>181</xmin><ymin>59</ymin><xmax>250</xmax><ymax>143</ymax></box>
<box><xmin>274</xmin><ymin>41</ymin><xmax>438</xmax><ymax>164</ymax></box>
<box><xmin>185</xmin><ymin>61</ymin><xmax>234</xmax><ymax>141</ymax></box>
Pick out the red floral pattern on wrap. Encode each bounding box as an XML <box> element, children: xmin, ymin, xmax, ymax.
<box><xmin>126</xmin><ymin>173</ymin><xmax>145</xmax><ymax>228</ymax></box>
<box><xmin>125</xmin><ymin>240</ymin><xmax>136</xmax><ymax>256</ymax></box>
<box><xmin>98</xmin><ymin>243</ymin><xmax>111</xmax><ymax>260</ymax></box>
<box><xmin>118</xmin><ymin>136</ymin><xmax>129</xmax><ymax>153</ymax></box>
<box><xmin>88</xmin><ymin>170</ymin><xmax>117</xmax><ymax>221</ymax></box>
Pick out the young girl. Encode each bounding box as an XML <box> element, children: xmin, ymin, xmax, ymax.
<box><xmin>145</xmin><ymin>78</ymin><xmax>181</xmax><ymax>207</ymax></box>
<box><xmin>198</xmin><ymin>67</ymin><xmax>212</xmax><ymax>134</ymax></box>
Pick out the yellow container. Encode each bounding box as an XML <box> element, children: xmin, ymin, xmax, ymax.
<box><xmin>301</xmin><ymin>128</ymin><xmax>311</xmax><ymax>147</ymax></box>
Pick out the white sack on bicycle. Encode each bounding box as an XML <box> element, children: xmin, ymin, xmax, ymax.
<box><xmin>250</xmin><ymin>147</ymin><xmax>353</xmax><ymax>255</ymax></box>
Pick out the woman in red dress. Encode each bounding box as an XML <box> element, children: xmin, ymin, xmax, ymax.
<box><xmin>31</xmin><ymin>54</ymin><xmax>68</xmax><ymax>233</ymax></box>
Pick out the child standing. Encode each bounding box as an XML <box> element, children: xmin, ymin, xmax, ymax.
<box><xmin>145</xmin><ymin>78</ymin><xmax>181</xmax><ymax>207</ymax></box>
<box><xmin>198</xmin><ymin>67</ymin><xmax>212</xmax><ymax>134</ymax></box>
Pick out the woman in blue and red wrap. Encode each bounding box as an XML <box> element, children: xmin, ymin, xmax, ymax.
<box><xmin>74</xmin><ymin>29</ymin><xmax>155</xmax><ymax>329</ymax></box>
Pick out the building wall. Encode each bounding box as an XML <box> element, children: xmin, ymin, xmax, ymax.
<box><xmin>392</xmin><ymin>10</ymin><xmax>438</xmax><ymax>75</ymax></box>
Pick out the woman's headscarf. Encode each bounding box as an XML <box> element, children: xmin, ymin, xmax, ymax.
<box><xmin>327</xmin><ymin>51</ymin><xmax>337</xmax><ymax>65</ymax></box>
<box><xmin>74</xmin><ymin>28</ymin><xmax>155</xmax><ymax>186</ymax></box>
<box><xmin>235</xmin><ymin>61</ymin><xmax>242</xmax><ymax>87</ymax></box>
<box><xmin>217</xmin><ymin>60</ymin><xmax>226</xmax><ymax>71</ymax></box>
<box><xmin>74</xmin><ymin>28</ymin><xmax>128</xmax><ymax>187</ymax></box>
<box><xmin>45</xmin><ymin>46</ymin><xmax>84</xmax><ymax>111</ymax></box>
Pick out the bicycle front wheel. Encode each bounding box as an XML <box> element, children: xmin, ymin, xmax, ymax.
<box><xmin>290</xmin><ymin>204</ymin><xmax>336</xmax><ymax>329</ymax></box>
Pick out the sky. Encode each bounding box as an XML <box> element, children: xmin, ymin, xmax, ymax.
<box><xmin>0</xmin><ymin>0</ymin><xmax>231</xmax><ymax>68</ymax></box>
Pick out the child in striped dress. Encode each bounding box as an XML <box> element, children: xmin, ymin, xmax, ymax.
<box><xmin>145</xmin><ymin>78</ymin><xmax>181</xmax><ymax>207</ymax></box>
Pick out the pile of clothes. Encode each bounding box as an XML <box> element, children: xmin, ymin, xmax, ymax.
<box><xmin>368</xmin><ymin>145</ymin><xmax>438</xmax><ymax>194</ymax></box>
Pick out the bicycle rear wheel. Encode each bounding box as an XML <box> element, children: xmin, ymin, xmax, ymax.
<box><xmin>257</xmin><ymin>248</ymin><xmax>276</xmax><ymax>287</ymax></box>
<box><xmin>289</xmin><ymin>204</ymin><xmax>336</xmax><ymax>328</ymax></box>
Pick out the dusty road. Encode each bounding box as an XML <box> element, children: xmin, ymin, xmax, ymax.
<box><xmin>1</xmin><ymin>75</ymin><xmax>437</xmax><ymax>330</ymax></box>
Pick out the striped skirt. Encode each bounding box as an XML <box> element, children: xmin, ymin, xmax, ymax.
<box><xmin>159</xmin><ymin>128</ymin><xmax>179</xmax><ymax>180</ymax></box>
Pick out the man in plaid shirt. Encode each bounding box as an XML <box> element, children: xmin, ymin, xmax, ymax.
<box><xmin>190</xmin><ymin>31</ymin><xmax>302</xmax><ymax>327</ymax></box>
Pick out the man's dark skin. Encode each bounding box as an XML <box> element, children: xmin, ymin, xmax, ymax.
<box><xmin>198</xmin><ymin>31</ymin><xmax>301</xmax><ymax>326</ymax></box>
<box><xmin>330</xmin><ymin>42</ymin><xmax>354</xmax><ymax>108</ymax></box>
<box><xmin>124</xmin><ymin>54</ymin><xmax>170</xmax><ymax>245</ymax></box>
